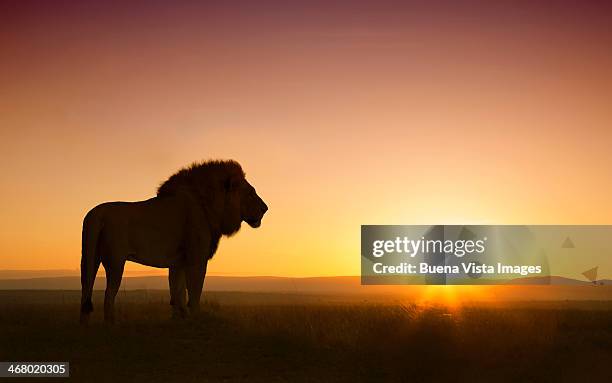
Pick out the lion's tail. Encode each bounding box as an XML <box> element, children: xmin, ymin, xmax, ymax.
<box><xmin>80</xmin><ymin>207</ymin><xmax>104</xmax><ymax>324</ymax></box>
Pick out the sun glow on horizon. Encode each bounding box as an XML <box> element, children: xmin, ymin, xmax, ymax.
<box><xmin>414</xmin><ymin>286</ymin><xmax>500</xmax><ymax>311</ymax></box>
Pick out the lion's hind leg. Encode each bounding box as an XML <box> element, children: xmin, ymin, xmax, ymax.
<box><xmin>102</xmin><ymin>258</ymin><xmax>125</xmax><ymax>324</ymax></box>
<box><xmin>80</xmin><ymin>256</ymin><xmax>101</xmax><ymax>325</ymax></box>
<box><xmin>169</xmin><ymin>265</ymin><xmax>188</xmax><ymax>319</ymax></box>
<box><xmin>80</xmin><ymin>209</ymin><xmax>103</xmax><ymax>325</ymax></box>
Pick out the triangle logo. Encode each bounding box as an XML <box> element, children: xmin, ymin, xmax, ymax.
<box><xmin>582</xmin><ymin>266</ymin><xmax>598</xmax><ymax>282</ymax></box>
<box><xmin>561</xmin><ymin>237</ymin><xmax>575</xmax><ymax>248</ymax></box>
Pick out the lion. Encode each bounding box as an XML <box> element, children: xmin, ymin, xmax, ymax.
<box><xmin>79</xmin><ymin>160</ymin><xmax>268</xmax><ymax>324</ymax></box>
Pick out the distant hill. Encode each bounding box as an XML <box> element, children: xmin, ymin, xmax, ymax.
<box><xmin>0</xmin><ymin>274</ymin><xmax>610</xmax><ymax>298</ymax></box>
<box><xmin>0</xmin><ymin>269</ymin><xmax>164</xmax><ymax>279</ymax></box>
<box><xmin>0</xmin><ymin>275</ymin><xmax>382</xmax><ymax>293</ymax></box>
<box><xmin>510</xmin><ymin>276</ymin><xmax>612</xmax><ymax>286</ymax></box>
<box><xmin>0</xmin><ymin>270</ymin><xmax>81</xmax><ymax>279</ymax></box>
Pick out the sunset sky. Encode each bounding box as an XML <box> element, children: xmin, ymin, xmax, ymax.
<box><xmin>1</xmin><ymin>0</ymin><xmax>612</xmax><ymax>277</ymax></box>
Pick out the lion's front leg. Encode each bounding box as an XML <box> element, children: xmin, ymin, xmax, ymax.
<box><xmin>169</xmin><ymin>265</ymin><xmax>188</xmax><ymax>319</ymax></box>
<box><xmin>185</xmin><ymin>260</ymin><xmax>208</xmax><ymax>315</ymax></box>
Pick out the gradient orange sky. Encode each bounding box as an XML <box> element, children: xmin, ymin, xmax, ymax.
<box><xmin>1</xmin><ymin>0</ymin><xmax>611</xmax><ymax>277</ymax></box>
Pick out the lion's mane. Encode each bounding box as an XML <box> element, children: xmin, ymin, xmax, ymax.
<box><xmin>157</xmin><ymin>160</ymin><xmax>246</xmax><ymax>255</ymax></box>
<box><xmin>157</xmin><ymin>159</ymin><xmax>245</xmax><ymax>197</ymax></box>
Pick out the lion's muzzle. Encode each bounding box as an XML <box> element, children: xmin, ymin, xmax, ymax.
<box><xmin>246</xmin><ymin>199</ymin><xmax>267</xmax><ymax>228</ymax></box>
<box><xmin>247</xmin><ymin>219</ymin><xmax>262</xmax><ymax>228</ymax></box>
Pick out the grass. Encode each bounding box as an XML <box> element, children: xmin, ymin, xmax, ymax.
<box><xmin>0</xmin><ymin>291</ymin><xmax>611</xmax><ymax>382</ymax></box>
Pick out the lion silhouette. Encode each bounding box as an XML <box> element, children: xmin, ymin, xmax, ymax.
<box><xmin>79</xmin><ymin>160</ymin><xmax>268</xmax><ymax>324</ymax></box>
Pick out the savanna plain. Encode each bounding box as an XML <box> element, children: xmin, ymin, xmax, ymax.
<box><xmin>0</xmin><ymin>290</ymin><xmax>611</xmax><ymax>382</ymax></box>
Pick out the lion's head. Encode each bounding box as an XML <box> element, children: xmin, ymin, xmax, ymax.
<box><xmin>221</xmin><ymin>175</ymin><xmax>268</xmax><ymax>234</ymax></box>
<box><xmin>157</xmin><ymin>160</ymin><xmax>268</xmax><ymax>237</ymax></box>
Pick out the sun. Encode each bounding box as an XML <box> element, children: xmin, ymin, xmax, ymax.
<box><xmin>416</xmin><ymin>285</ymin><xmax>494</xmax><ymax>312</ymax></box>
<box><xmin>417</xmin><ymin>285</ymin><xmax>460</xmax><ymax>310</ymax></box>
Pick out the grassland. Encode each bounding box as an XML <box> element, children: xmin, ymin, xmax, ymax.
<box><xmin>0</xmin><ymin>290</ymin><xmax>611</xmax><ymax>382</ymax></box>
